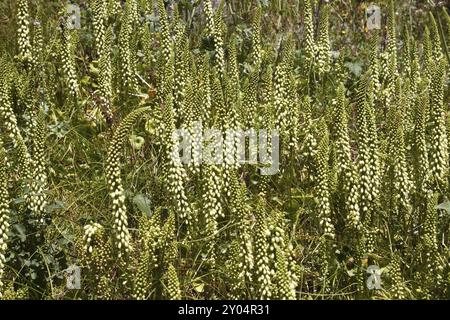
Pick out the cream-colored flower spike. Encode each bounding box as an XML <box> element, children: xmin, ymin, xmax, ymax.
<box><xmin>106</xmin><ymin>107</ymin><xmax>151</xmax><ymax>256</ymax></box>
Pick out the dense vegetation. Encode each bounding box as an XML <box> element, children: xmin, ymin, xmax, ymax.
<box><xmin>0</xmin><ymin>0</ymin><xmax>449</xmax><ymax>300</ymax></box>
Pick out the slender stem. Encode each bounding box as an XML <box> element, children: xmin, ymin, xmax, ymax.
<box><xmin>435</xmin><ymin>8</ymin><xmax>450</xmax><ymax>64</ymax></box>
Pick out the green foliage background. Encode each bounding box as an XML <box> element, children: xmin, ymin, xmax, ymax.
<box><xmin>0</xmin><ymin>0</ymin><xmax>449</xmax><ymax>300</ymax></box>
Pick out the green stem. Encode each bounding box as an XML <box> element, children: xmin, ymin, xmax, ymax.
<box><xmin>436</xmin><ymin>8</ymin><xmax>450</xmax><ymax>64</ymax></box>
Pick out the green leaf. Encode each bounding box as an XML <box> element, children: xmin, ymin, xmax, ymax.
<box><xmin>344</xmin><ymin>61</ymin><xmax>363</xmax><ymax>77</ymax></box>
<box><xmin>81</xmin><ymin>75</ymin><xmax>91</xmax><ymax>86</ymax></box>
<box><xmin>14</xmin><ymin>224</ymin><xmax>26</xmax><ymax>242</ymax></box>
<box><xmin>193</xmin><ymin>282</ymin><xmax>204</xmax><ymax>293</ymax></box>
<box><xmin>436</xmin><ymin>201</ymin><xmax>450</xmax><ymax>214</ymax></box>
<box><xmin>133</xmin><ymin>194</ymin><xmax>152</xmax><ymax>217</ymax></box>
<box><xmin>88</xmin><ymin>63</ymin><xmax>100</xmax><ymax>76</ymax></box>
<box><xmin>129</xmin><ymin>135</ymin><xmax>145</xmax><ymax>150</ymax></box>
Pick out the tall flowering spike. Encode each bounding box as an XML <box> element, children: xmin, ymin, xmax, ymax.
<box><xmin>259</xmin><ymin>65</ymin><xmax>274</xmax><ymax>195</ymax></box>
<box><xmin>303</xmin><ymin>0</ymin><xmax>315</xmax><ymax>64</ymax></box>
<box><xmin>60</xmin><ymin>25</ymin><xmax>79</xmax><ymax>98</ymax></box>
<box><xmin>183</xmin><ymin>82</ymin><xmax>194</xmax><ymax>125</ymax></box>
<box><xmin>119</xmin><ymin>3</ymin><xmax>138</xmax><ymax>93</ymax></box>
<box><xmin>402</xmin><ymin>30</ymin><xmax>411</xmax><ymax>77</ymax></box>
<box><xmin>203</xmin><ymin>0</ymin><xmax>215</xmax><ymax>42</ymax></box>
<box><xmin>221</xmin><ymin>77</ymin><xmax>241</xmax><ymax>183</ymax></box>
<box><xmin>204</xmin><ymin>0</ymin><xmax>225</xmax><ymax>76</ymax></box>
<box><xmin>163</xmin><ymin>95</ymin><xmax>194</xmax><ymax>238</ymax></box>
<box><xmin>317</xmin><ymin>235</ymin><xmax>332</xmax><ymax>292</ymax></box>
<box><xmin>273</xmin><ymin>61</ymin><xmax>287</xmax><ymax>134</ymax></box>
<box><xmin>16</xmin><ymin>136</ymin><xmax>33</xmax><ymax>207</ymax></box>
<box><xmin>133</xmin><ymin>242</ymin><xmax>151</xmax><ymax>300</ymax></box>
<box><xmin>421</xmin><ymin>193</ymin><xmax>444</xmax><ymax>293</ymax></box>
<box><xmin>185</xmin><ymin>87</ymin><xmax>203</xmax><ymax>176</ymax></box>
<box><xmin>228</xmin><ymin>37</ymin><xmax>241</xmax><ymax>113</ymax></box>
<box><xmin>157</xmin><ymin>0</ymin><xmax>170</xmax><ymax>58</ymax></box>
<box><xmin>173</xmin><ymin>28</ymin><xmax>190</xmax><ymax>123</ymax></box>
<box><xmin>0</xmin><ymin>140</ymin><xmax>10</xmax><ymax>297</ymax></box>
<box><xmin>251</xmin><ymin>6</ymin><xmax>263</xmax><ymax>68</ymax></box>
<box><xmin>159</xmin><ymin>43</ymin><xmax>175</xmax><ymax>105</ymax></box>
<box><xmin>369</xmin><ymin>30</ymin><xmax>381</xmax><ymax>92</ymax></box>
<box><xmin>253</xmin><ymin>198</ymin><xmax>272</xmax><ymax>299</ymax></box>
<box><xmin>266</xmin><ymin>210</ymin><xmax>297</xmax><ymax>299</ymax></box>
<box><xmin>316</xmin><ymin>3</ymin><xmax>330</xmax><ymax>74</ymax></box>
<box><xmin>366</xmin><ymin>81</ymin><xmax>381</xmax><ymax>193</ymax></box>
<box><xmin>107</xmin><ymin>0</ymin><xmax>121</xmax><ymax>17</ymax></box>
<box><xmin>428</xmin><ymin>12</ymin><xmax>443</xmax><ymax>61</ymax></box>
<box><xmin>228</xmin><ymin>37</ymin><xmax>240</xmax><ymax>91</ymax></box>
<box><xmin>226</xmin><ymin>240</ymin><xmax>246</xmax><ymax>299</ymax></box>
<box><xmin>273</xmin><ymin>247</ymin><xmax>295</xmax><ymax>300</ymax></box>
<box><xmin>196</xmin><ymin>55</ymin><xmax>212</xmax><ymax>126</ymax></box>
<box><xmin>98</xmin><ymin>26</ymin><xmax>113</xmax><ymax>124</ymax></box>
<box><xmin>223</xmin><ymin>75</ymin><xmax>242</xmax><ymax>175</ymax></box>
<box><xmin>266</xmin><ymin>210</ymin><xmax>284</xmax><ymax>268</ymax></box>
<box><xmin>429</xmin><ymin>59</ymin><xmax>448</xmax><ymax>191</ymax></box>
<box><xmin>356</xmin><ymin>74</ymin><xmax>377</xmax><ymax>227</ymax></box>
<box><xmin>80</xmin><ymin>222</ymin><xmax>114</xmax><ymax>299</ymax></box>
<box><xmin>81</xmin><ymin>222</ymin><xmax>105</xmax><ymax>256</ymax></box>
<box><xmin>261</xmin><ymin>63</ymin><xmax>273</xmax><ymax>107</ymax></box>
<box><xmin>0</xmin><ymin>63</ymin><xmax>20</xmax><ymax>140</ymax></box>
<box><xmin>423</xmin><ymin>27</ymin><xmax>433</xmax><ymax>82</ymax></box>
<box><xmin>106</xmin><ymin>107</ymin><xmax>151</xmax><ymax>256</ymax></box>
<box><xmin>282</xmin><ymin>34</ymin><xmax>295</xmax><ymax>70</ymax></box>
<box><xmin>229</xmin><ymin>175</ymin><xmax>254</xmax><ymax>284</ymax></box>
<box><xmin>410</xmin><ymin>41</ymin><xmax>421</xmax><ymax>96</ymax></box>
<box><xmin>413</xmin><ymin>91</ymin><xmax>430</xmax><ymax>192</ymax></box>
<box><xmin>386</xmin><ymin>104</ymin><xmax>412</xmax><ymax>228</ymax></box>
<box><xmin>333</xmin><ymin>84</ymin><xmax>360</xmax><ymax>230</ymax></box>
<box><xmin>0</xmin><ymin>65</ymin><xmax>34</xmax><ymax>215</ymax></box>
<box><xmin>390</xmin><ymin>255</ymin><xmax>406</xmax><ymax>299</ymax></box>
<box><xmin>32</xmin><ymin>20</ymin><xmax>44</xmax><ymax>69</ymax></box>
<box><xmin>386</xmin><ymin>0</ymin><xmax>397</xmax><ymax>72</ymax></box>
<box><xmin>202</xmin><ymin>163</ymin><xmax>223</xmax><ymax>268</ymax></box>
<box><xmin>15</xmin><ymin>71</ymin><xmax>34</xmax><ymax>130</ymax></box>
<box><xmin>211</xmin><ymin>73</ymin><xmax>227</xmax><ymax>126</ymax></box>
<box><xmin>214</xmin><ymin>0</ymin><xmax>228</xmax><ymax>60</ymax></box>
<box><xmin>273</xmin><ymin>37</ymin><xmax>294</xmax><ymax>139</ymax></box>
<box><xmin>141</xmin><ymin>23</ymin><xmax>153</xmax><ymax>66</ymax></box>
<box><xmin>243</xmin><ymin>70</ymin><xmax>259</xmax><ymax>129</ymax></box>
<box><xmin>92</xmin><ymin>0</ymin><xmax>107</xmax><ymax>54</ymax></box>
<box><xmin>165</xmin><ymin>263</ymin><xmax>181</xmax><ymax>300</ymax></box>
<box><xmin>17</xmin><ymin>0</ymin><xmax>33</xmax><ymax>67</ymax></box>
<box><xmin>92</xmin><ymin>0</ymin><xmax>113</xmax><ymax>123</ymax></box>
<box><xmin>128</xmin><ymin>0</ymin><xmax>139</xmax><ymax>25</ymax></box>
<box><xmin>315</xmin><ymin>120</ymin><xmax>335</xmax><ymax>239</ymax></box>
<box><xmin>287</xmin><ymin>83</ymin><xmax>300</xmax><ymax>151</ymax></box>
<box><xmin>29</xmin><ymin>110</ymin><xmax>48</xmax><ymax>222</ymax></box>
<box><xmin>379</xmin><ymin>50</ymin><xmax>390</xmax><ymax>85</ymax></box>
<box><xmin>133</xmin><ymin>214</ymin><xmax>162</xmax><ymax>299</ymax></box>
<box><xmin>43</xmin><ymin>38</ymin><xmax>60</xmax><ymax>111</ymax></box>
<box><xmin>384</xmin><ymin>41</ymin><xmax>399</xmax><ymax>109</ymax></box>
<box><xmin>213</xmin><ymin>0</ymin><xmax>227</xmax><ymax>37</ymax></box>
<box><xmin>160</xmin><ymin>210</ymin><xmax>176</xmax><ymax>264</ymax></box>
<box><xmin>31</xmin><ymin>110</ymin><xmax>47</xmax><ymax>184</ymax></box>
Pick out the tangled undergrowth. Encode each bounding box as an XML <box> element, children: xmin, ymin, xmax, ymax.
<box><xmin>0</xmin><ymin>0</ymin><xmax>450</xmax><ymax>300</ymax></box>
